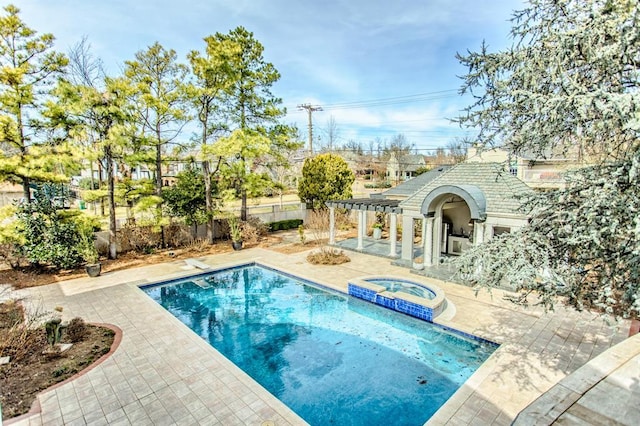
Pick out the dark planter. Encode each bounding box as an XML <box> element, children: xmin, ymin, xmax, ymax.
<box><xmin>232</xmin><ymin>241</ymin><xmax>243</xmax><ymax>251</ymax></box>
<box><xmin>85</xmin><ymin>263</ymin><xmax>102</xmax><ymax>277</ymax></box>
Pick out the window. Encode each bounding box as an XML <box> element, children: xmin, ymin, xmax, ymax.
<box><xmin>493</xmin><ymin>226</ymin><xmax>511</xmax><ymax>236</ymax></box>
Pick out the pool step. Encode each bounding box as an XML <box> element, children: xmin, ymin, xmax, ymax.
<box><xmin>185</xmin><ymin>258</ymin><xmax>212</xmax><ymax>270</ymax></box>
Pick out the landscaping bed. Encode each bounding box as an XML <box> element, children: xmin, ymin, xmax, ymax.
<box><xmin>0</xmin><ymin>303</ymin><xmax>116</xmax><ymax>421</ymax></box>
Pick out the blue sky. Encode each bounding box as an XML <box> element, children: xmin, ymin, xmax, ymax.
<box><xmin>10</xmin><ymin>0</ymin><xmax>524</xmax><ymax>152</ymax></box>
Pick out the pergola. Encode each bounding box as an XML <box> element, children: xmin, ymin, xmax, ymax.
<box><xmin>326</xmin><ymin>198</ymin><xmax>401</xmax><ymax>257</ymax></box>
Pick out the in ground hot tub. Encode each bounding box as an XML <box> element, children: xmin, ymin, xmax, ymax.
<box><xmin>348</xmin><ymin>276</ymin><xmax>445</xmax><ymax>322</ymax></box>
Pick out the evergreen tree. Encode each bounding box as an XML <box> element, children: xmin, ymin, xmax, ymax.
<box><xmin>0</xmin><ymin>5</ymin><xmax>69</xmax><ymax>200</ymax></box>
<box><xmin>215</xmin><ymin>27</ymin><xmax>288</xmax><ymax>221</ymax></box>
<box><xmin>187</xmin><ymin>34</ymin><xmax>236</xmax><ymax>243</ymax></box>
<box><xmin>455</xmin><ymin>0</ymin><xmax>640</xmax><ymax>318</ymax></box>
<box><xmin>124</xmin><ymin>42</ymin><xmax>189</xmax><ymax>196</ymax></box>
<box><xmin>50</xmin><ymin>77</ymin><xmax>135</xmax><ymax>259</ymax></box>
<box><xmin>298</xmin><ymin>153</ymin><xmax>354</xmax><ymax>210</ymax></box>
<box><xmin>162</xmin><ymin>166</ymin><xmax>208</xmax><ymax>233</ymax></box>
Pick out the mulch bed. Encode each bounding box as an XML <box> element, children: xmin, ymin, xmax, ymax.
<box><xmin>0</xmin><ymin>303</ymin><xmax>116</xmax><ymax>421</ymax></box>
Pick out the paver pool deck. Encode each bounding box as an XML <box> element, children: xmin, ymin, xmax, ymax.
<box><xmin>1</xmin><ymin>247</ymin><xmax>635</xmax><ymax>425</ymax></box>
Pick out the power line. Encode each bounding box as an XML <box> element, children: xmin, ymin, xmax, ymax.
<box><xmin>321</xmin><ymin>90</ymin><xmax>459</xmax><ymax>109</ymax></box>
<box><xmin>287</xmin><ymin>89</ymin><xmax>460</xmax><ymax>112</ymax></box>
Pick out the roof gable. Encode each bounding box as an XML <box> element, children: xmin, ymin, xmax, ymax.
<box><xmin>399</xmin><ymin>162</ymin><xmax>532</xmax><ymax>215</ymax></box>
<box><xmin>382</xmin><ymin>166</ymin><xmax>451</xmax><ymax>198</ymax></box>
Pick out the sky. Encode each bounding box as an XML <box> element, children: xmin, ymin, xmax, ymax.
<box><xmin>8</xmin><ymin>0</ymin><xmax>525</xmax><ymax>153</ymax></box>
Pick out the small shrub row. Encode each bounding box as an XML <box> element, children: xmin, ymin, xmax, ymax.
<box><xmin>364</xmin><ymin>182</ymin><xmax>392</xmax><ymax>189</ymax></box>
<box><xmin>268</xmin><ymin>219</ymin><xmax>303</xmax><ymax>232</ymax></box>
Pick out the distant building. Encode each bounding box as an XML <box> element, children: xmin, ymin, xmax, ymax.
<box><xmin>466</xmin><ymin>146</ymin><xmax>581</xmax><ymax>190</ymax></box>
<box><xmin>0</xmin><ymin>182</ymin><xmax>24</xmax><ymax>207</ymax></box>
<box><xmin>386</xmin><ymin>153</ymin><xmax>427</xmax><ymax>183</ymax></box>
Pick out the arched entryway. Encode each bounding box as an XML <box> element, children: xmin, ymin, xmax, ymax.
<box><xmin>418</xmin><ymin>184</ymin><xmax>487</xmax><ymax>266</ymax></box>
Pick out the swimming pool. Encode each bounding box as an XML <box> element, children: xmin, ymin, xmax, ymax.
<box><xmin>142</xmin><ymin>263</ymin><xmax>497</xmax><ymax>426</ymax></box>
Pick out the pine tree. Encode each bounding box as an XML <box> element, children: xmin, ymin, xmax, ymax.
<box><xmin>0</xmin><ymin>5</ymin><xmax>69</xmax><ymax>200</ymax></box>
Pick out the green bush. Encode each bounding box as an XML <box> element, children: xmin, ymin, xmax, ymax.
<box><xmin>364</xmin><ymin>181</ymin><xmax>392</xmax><ymax>189</ymax></box>
<box><xmin>267</xmin><ymin>219</ymin><xmax>303</xmax><ymax>232</ymax></box>
<box><xmin>16</xmin><ymin>195</ymin><xmax>84</xmax><ymax>269</ymax></box>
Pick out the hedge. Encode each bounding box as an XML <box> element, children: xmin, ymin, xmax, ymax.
<box><xmin>268</xmin><ymin>219</ymin><xmax>303</xmax><ymax>232</ymax></box>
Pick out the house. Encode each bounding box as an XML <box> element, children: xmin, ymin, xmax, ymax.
<box><xmin>385</xmin><ymin>153</ymin><xmax>427</xmax><ymax>183</ymax></box>
<box><xmin>0</xmin><ymin>182</ymin><xmax>24</xmax><ymax>207</ymax></box>
<box><xmin>466</xmin><ymin>146</ymin><xmax>581</xmax><ymax>190</ymax></box>
<box><xmin>327</xmin><ymin>161</ymin><xmax>532</xmax><ymax>269</ymax></box>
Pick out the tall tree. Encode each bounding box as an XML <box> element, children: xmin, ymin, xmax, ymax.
<box><xmin>323</xmin><ymin>115</ymin><xmax>339</xmax><ymax>152</ymax></box>
<box><xmin>0</xmin><ymin>4</ymin><xmax>68</xmax><ymax>201</ymax></box>
<box><xmin>187</xmin><ymin>35</ymin><xmax>237</xmax><ymax>243</ymax></box>
<box><xmin>124</xmin><ymin>42</ymin><xmax>188</xmax><ymax>196</ymax></box>
<box><xmin>50</xmin><ymin>76</ymin><xmax>134</xmax><ymax>259</ymax></box>
<box><xmin>217</xmin><ymin>26</ymin><xmax>287</xmax><ymax>221</ymax></box>
<box><xmin>455</xmin><ymin>0</ymin><xmax>640</xmax><ymax>318</ymax></box>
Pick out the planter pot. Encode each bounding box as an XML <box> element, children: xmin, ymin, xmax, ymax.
<box><xmin>373</xmin><ymin>227</ymin><xmax>382</xmax><ymax>240</ymax></box>
<box><xmin>232</xmin><ymin>241</ymin><xmax>243</xmax><ymax>251</ymax></box>
<box><xmin>412</xmin><ymin>261</ymin><xmax>424</xmax><ymax>270</ymax></box>
<box><xmin>85</xmin><ymin>263</ymin><xmax>102</xmax><ymax>277</ymax></box>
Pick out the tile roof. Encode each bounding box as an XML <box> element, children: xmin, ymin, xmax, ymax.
<box><xmin>381</xmin><ymin>166</ymin><xmax>451</xmax><ymax>198</ymax></box>
<box><xmin>399</xmin><ymin>162</ymin><xmax>532</xmax><ymax>215</ymax></box>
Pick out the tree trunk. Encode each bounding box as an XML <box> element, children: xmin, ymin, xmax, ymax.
<box><xmin>203</xmin><ymin>160</ymin><xmax>215</xmax><ymax>244</ymax></box>
<box><xmin>155</xmin><ymin>139</ymin><xmax>163</xmax><ymax>195</ymax></box>
<box><xmin>22</xmin><ymin>177</ymin><xmax>31</xmax><ymax>202</ymax></box>
<box><xmin>156</xmin><ymin>139</ymin><xmax>165</xmax><ymax>247</ymax></box>
<box><xmin>98</xmin><ymin>161</ymin><xmax>105</xmax><ymax>216</ymax></box>
<box><xmin>241</xmin><ymin>189</ymin><xmax>247</xmax><ymax>221</ymax></box>
<box><xmin>105</xmin><ymin>145</ymin><xmax>117</xmax><ymax>259</ymax></box>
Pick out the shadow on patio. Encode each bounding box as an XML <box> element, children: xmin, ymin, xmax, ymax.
<box><xmin>332</xmin><ymin>237</ymin><xmax>461</xmax><ymax>283</ymax></box>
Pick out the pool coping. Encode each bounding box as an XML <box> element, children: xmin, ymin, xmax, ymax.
<box><xmin>3</xmin><ymin>247</ymin><xmax>631</xmax><ymax>425</ymax></box>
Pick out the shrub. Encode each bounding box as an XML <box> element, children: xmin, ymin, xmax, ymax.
<box><xmin>364</xmin><ymin>181</ymin><xmax>392</xmax><ymax>189</ymax></box>
<box><xmin>119</xmin><ymin>225</ymin><xmax>161</xmax><ymax>253</ymax></box>
<box><xmin>268</xmin><ymin>219</ymin><xmax>303</xmax><ymax>232</ymax></box>
<box><xmin>0</xmin><ymin>298</ymin><xmax>49</xmax><ymax>362</ymax></box>
<box><xmin>241</xmin><ymin>217</ymin><xmax>267</xmax><ymax>245</ymax></box>
<box><xmin>14</xmin><ymin>195</ymin><xmax>103</xmax><ymax>269</ymax></box>
<box><xmin>307</xmin><ymin>247</ymin><xmax>350</xmax><ymax>265</ymax></box>
<box><xmin>16</xmin><ymin>195</ymin><xmax>84</xmax><ymax>269</ymax></box>
<box><xmin>66</xmin><ymin>317</ymin><xmax>88</xmax><ymax>343</ymax></box>
<box><xmin>164</xmin><ymin>223</ymin><xmax>194</xmax><ymax>248</ymax></box>
<box><xmin>78</xmin><ymin>177</ymin><xmax>99</xmax><ymax>190</ymax></box>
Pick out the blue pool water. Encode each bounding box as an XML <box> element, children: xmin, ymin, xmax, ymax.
<box><xmin>143</xmin><ymin>264</ymin><xmax>497</xmax><ymax>426</ymax></box>
<box><xmin>364</xmin><ymin>278</ymin><xmax>436</xmax><ymax>300</ymax></box>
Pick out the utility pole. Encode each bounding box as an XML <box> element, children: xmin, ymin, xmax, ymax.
<box><xmin>297</xmin><ymin>103</ymin><xmax>322</xmax><ymax>156</ymax></box>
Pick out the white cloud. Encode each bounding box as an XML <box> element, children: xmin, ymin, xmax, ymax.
<box><xmin>10</xmin><ymin>0</ymin><xmax>521</xmax><ymax>149</ymax></box>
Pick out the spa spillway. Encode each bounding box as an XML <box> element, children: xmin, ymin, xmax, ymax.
<box><xmin>348</xmin><ymin>276</ymin><xmax>445</xmax><ymax>322</ymax></box>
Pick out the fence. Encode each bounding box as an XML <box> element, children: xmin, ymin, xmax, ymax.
<box><xmin>98</xmin><ymin>202</ymin><xmax>309</xmax><ymax>254</ymax></box>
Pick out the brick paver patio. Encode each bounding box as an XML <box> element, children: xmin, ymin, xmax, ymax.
<box><xmin>2</xmin><ymin>247</ymin><xmax>633</xmax><ymax>425</ymax></box>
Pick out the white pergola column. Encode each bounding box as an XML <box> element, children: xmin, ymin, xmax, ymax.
<box><xmin>329</xmin><ymin>206</ymin><xmax>336</xmax><ymax>245</ymax></box>
<box><xmin>389</xmin><ymin>212</ymin><xmax>398</xmax><ymax>257</ymax></box>
<box><xmin>357</xmin><ymin>210</ymin><xmax>365</xmax><ymax>250</ymax></box>
<box><xmin>423</xmin><ymin>217</ymin><xmax>434</xmax><ymax>267</ymax></box>
<box><xmin>401</xmin><ymin>215</ymin><xmax>414</xmax><ymax>261</ymax></box>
